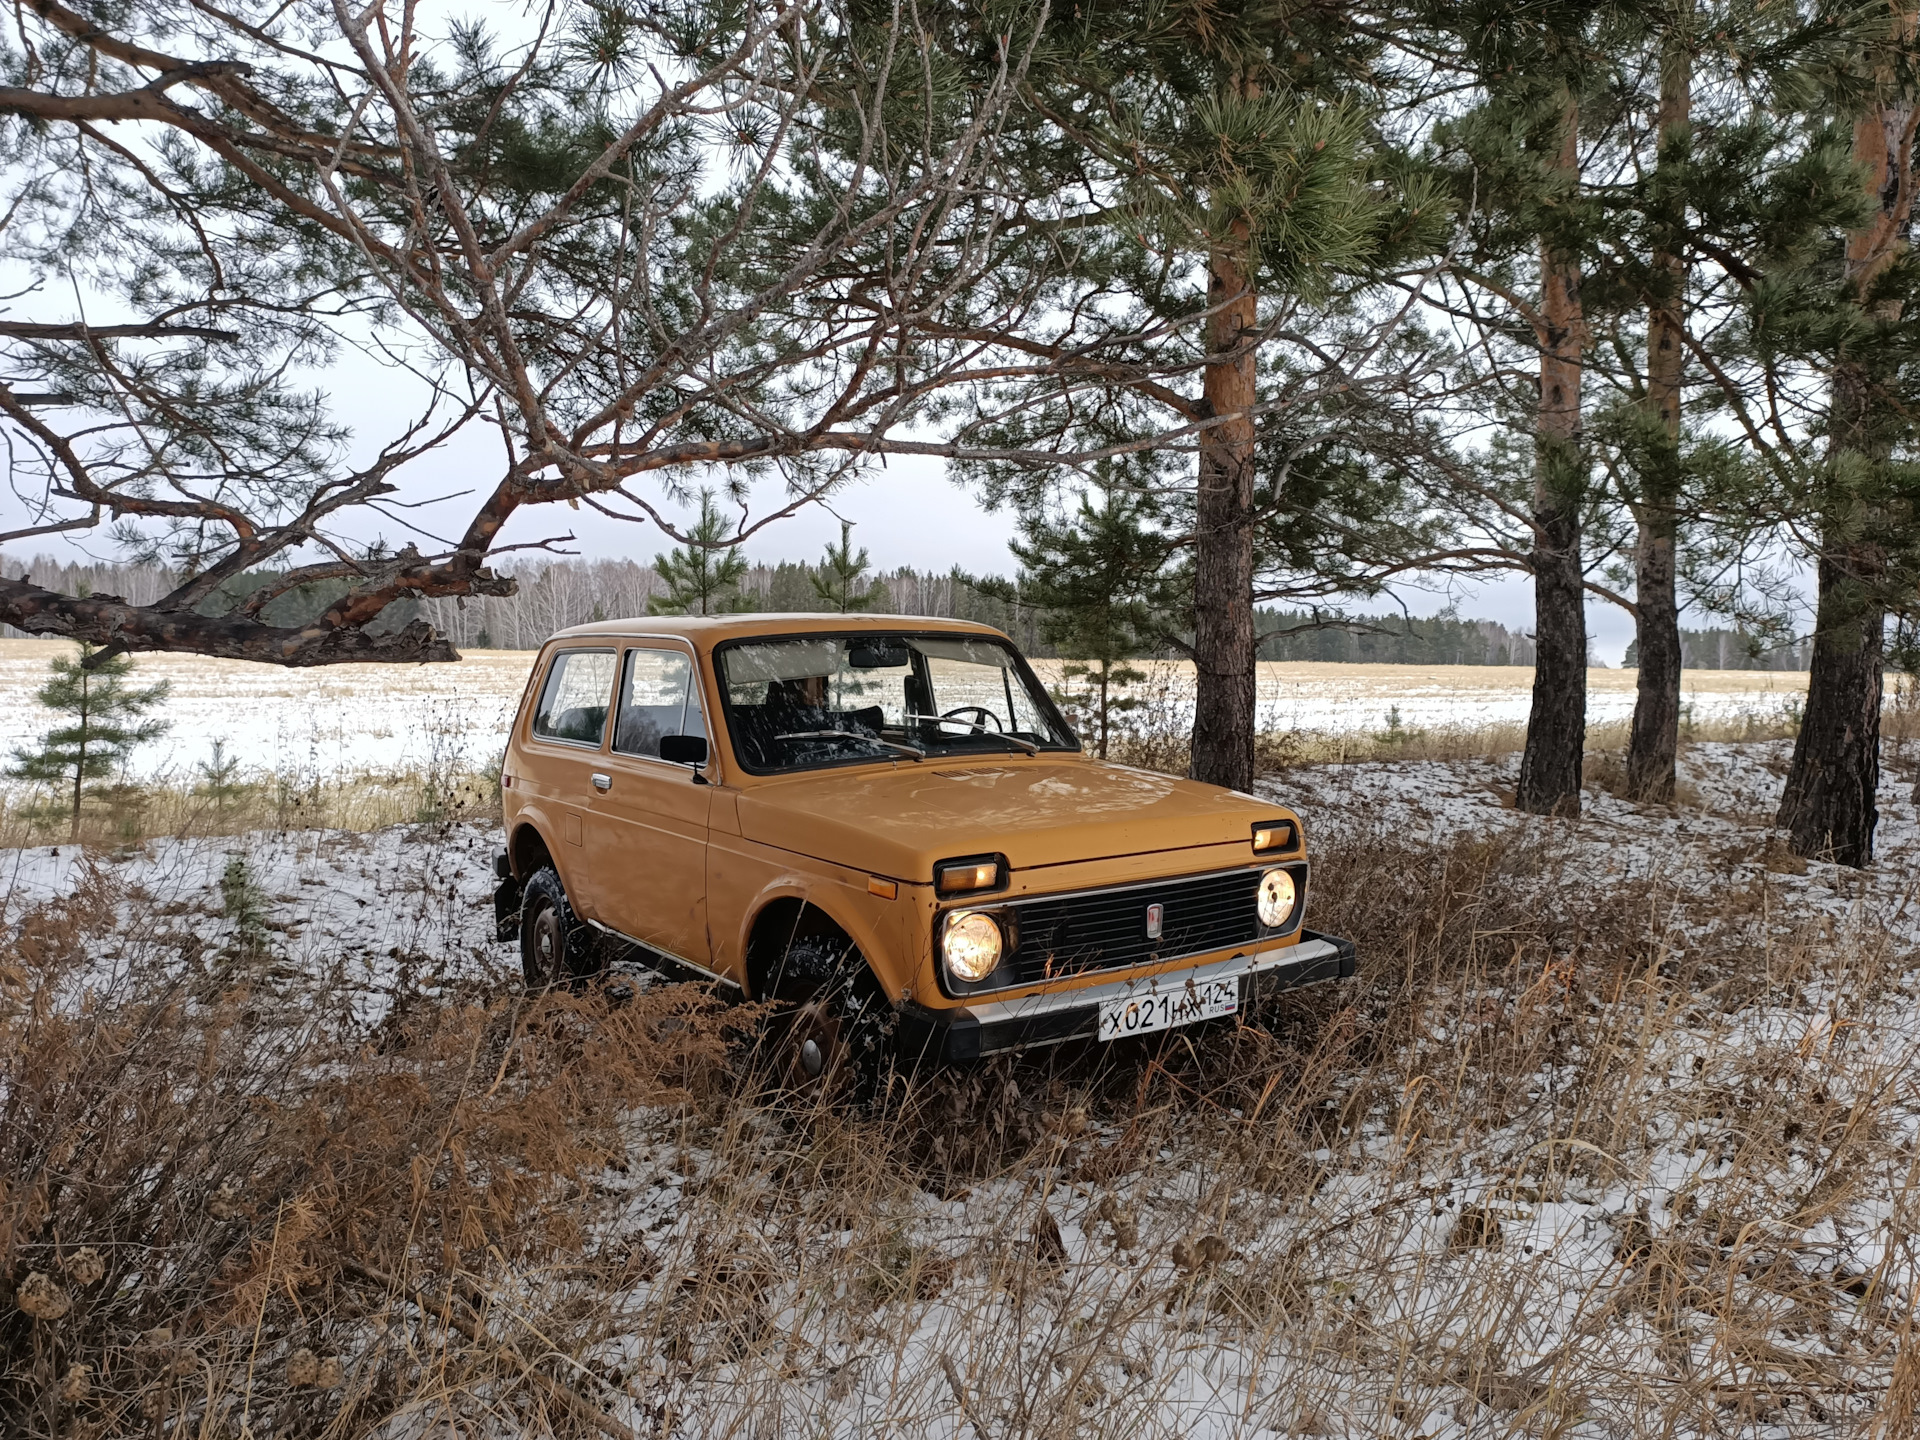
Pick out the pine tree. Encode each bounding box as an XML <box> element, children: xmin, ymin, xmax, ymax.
<box><xmin>1622</xmin><ymin>1</ymin><xmax>1696</xmax><ymax>803</ymax></box>
<box><xmin>8</xmin><ymin>644</ymin><xmax>170</xmax><ymax>840</ymax></box>
<box><xmin>1778</xmin><ymin>1</ymin><xmax>1920</xmax><ymax>864</ymax></box>
<box><xmin>648</xmin><ymin>491</ymin><xmax>749</xmax><ymax>617</ymax></box>
<box><xmin>809</xmin><ymin>522</ymin><xmax>883</xmax><ymax>612</ymax></box>
<box><xmin>193</xmin><ymin>739</ymin><xmax>250</xmax><ymax>817</ymax></box>
<box><xmin>1442</xmin><ymin>2</ymin><xmax>1611</xmax><ymax>818</ymax></box>
<box><xmin>1593</xmin><ymin>0</ymin><xmax>1837</xmax><ymax>803</ymax></box>
<box><xmin>1005</xmin><ymin>483</ymin><xmax>1177</xmax><ymax>758</ymax></box>
<box><xmin>960</xmin><ymin>5</ymin><xmax>1445</xmax><ymax>790</ymax></box>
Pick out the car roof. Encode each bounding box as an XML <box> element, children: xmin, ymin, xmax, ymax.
<box><xmin>548</xmin><ymin>612</ymin><xmax>1013</xmax><ymax>646</ymax></box>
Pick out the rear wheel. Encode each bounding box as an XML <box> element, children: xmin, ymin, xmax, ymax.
<box><xmin>762</xmin><ymin>934</ymin><xmax>896</xmax><ymax>1102</ymax></box>
<box><xmin>520</xmin><ymin>866</ymin><xmax>596</xmax><ymax>989</ymax></box>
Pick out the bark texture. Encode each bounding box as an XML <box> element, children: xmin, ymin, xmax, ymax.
<box><xmin>1515</xmin><ymin>93</ymin><xmax>1589</xmax><ymax>818</ymax></box>
<box><xmin>1188</xmin><ymin>244</ymin><xmax>1260</xmax><ymax>793</ymax></box>
<box><xmin>1779</xmin><ymin>541</ymin><xmax>1885</xmax><ymax>865</ymax></box>
<box><xmin>0</xmin><ymin>574</ymin><xmax>464</xmax><ymax>665</ymax></box>
<box><xmin>1778</xmin><ymin>33</ymin><xmax>1916</xmax><ymax>865</ymax></box>
<box><xmin>1625</xmin><ymin>24</ymin><xmax>1690</xmax><ymax>804</ymax></box>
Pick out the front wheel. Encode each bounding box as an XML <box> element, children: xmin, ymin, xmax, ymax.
<box><xmin>761</xmin><ymin>934</ymin><xmax>897</xmax><ymax>1103</ymax></box>
<box><xmin>519</xmin><ymin>866</ymin><xmax>596</xmax><ymax>989</ymax></box>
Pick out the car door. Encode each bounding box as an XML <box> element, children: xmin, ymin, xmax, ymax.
<box><xmin>522</xmin><ymin>646</ymin><xmax>619</xmax><ymax>914</ymax></box>
<box><xmin>585</xmin><ymin>641</ymin><xmax>714</xmax><ymax>966</ymax></box>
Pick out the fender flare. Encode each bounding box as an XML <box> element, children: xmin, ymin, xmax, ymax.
<box><xmin>736</xmin><ymin>876</ymin><xmax>894</xmax><ymax>1001</ymax></box>
<box><xmin>507</xmin><ymin>810</ymin><xmax>563</xmax><ymax>882</ymax></box>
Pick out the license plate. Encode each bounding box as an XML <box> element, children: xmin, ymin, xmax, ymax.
<box><xmin>1098</xmin><ymin>976</ymin><xmax>1239</xmax><ymax>1041</ymax></box>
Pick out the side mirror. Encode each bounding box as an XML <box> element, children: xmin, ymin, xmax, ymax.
<box><xmin>659</xmin><ymin>733</ymin><xmax>708</xmax><ymax>767</ymax></box>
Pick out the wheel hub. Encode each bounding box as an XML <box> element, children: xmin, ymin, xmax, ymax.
<box><xmin>785</xmin><ymin>998</ymin><xmax>844</xmax><ymax>1090</ymax></box>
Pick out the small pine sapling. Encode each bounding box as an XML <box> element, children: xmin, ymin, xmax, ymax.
<box><xmin>219</xmin><ymin>854</ymin><xmax>270</xmax><ymax>960</ymax></box>
<box><xmin>649</xmin><ymin>490</ymin><xmax>749</xmax><ymax>616</ymax></box>
<box><xmin>194</xmin><ymin>739</ymin><xmax>251</xmax><ymax>817</ymax></box>
<box><xmin>1005</xmin><ymin>484</ymin><xmax>1173</xmax><ymax>758</ymax></box>
<box><xmin>7</xmin><ymin>643</ymin><xmax>170</xmax><ymax>840</ymax></box>
<box><xmin>810</xmin><ymin>521</ymin><xmax>884</xmax><ymax>612</ymax></box>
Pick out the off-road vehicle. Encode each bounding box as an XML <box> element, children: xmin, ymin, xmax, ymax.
<box><xmin>494</xmin><ymin>614</ymin><xmax>1354</xmax><ymax>1086</ymax></box>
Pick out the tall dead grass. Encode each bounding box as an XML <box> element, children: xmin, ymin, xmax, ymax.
<box><xmin>4</xmin><ymin>809</ymin><xmax>1914</xmax><ymax>1435</ymax></box>
<box><xmin>0</xmin><ymin>862</ymin><xmax>753</xmax><ymax>1436</ymax></box>
<box><xmin>1102</xmin><ymin>685</ymin><xmax>1807</xmax><ymax>777</ymax></box>
<box><xmin>0</xmin><ymin>764</ymin><xmax>501</xmax><ymax>850</ymax></box>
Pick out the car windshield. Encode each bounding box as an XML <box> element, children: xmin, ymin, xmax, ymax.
<box><xmin>715</xmin><ymin>632</ymin><xmax>1077</xmax><ymax>772</ymax></box>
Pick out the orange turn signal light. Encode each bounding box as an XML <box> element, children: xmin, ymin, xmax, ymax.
<box><xmin>1252</xmin><ymin>821</ymin><xmax>1297</xmax><ymax>853</ymax></box>
<box><xmin>868</xmin><ymin>876</ymin><xmax>898</xmax><ymax>900</ymax></box>
<box><xmin>935</xmin><ymin>855</ymin><xmax>1005</xmax><ymax>895</ymax></box>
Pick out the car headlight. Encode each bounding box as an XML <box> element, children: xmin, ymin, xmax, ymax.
<box><xmin>941</xmin><ymin>910</ymin><xmax>1003</xmax><ymax>982</ymax></box>
<box><xmin>1256</xmin><ymin>868</ymin><xmax>1298</xmax><ymax>929</ymax></box>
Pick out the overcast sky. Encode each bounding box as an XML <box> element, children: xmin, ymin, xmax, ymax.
<box><xmin>0</xmin><ymin>322</ymin><xmax>1639</xmax><ymax>662</ymax></box>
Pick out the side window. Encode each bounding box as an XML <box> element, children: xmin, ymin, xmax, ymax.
<box><xmin>613</xmin><ymin>648</ymin><xmax>708</xmax><ymax>759</ymax></box>
<box><xmin>531</xmin><ymin>649</ymin><xmax>617</xmax><ymax>745</ymax></box>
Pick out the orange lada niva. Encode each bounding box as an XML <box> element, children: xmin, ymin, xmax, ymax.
<box><xmin>492</xmin><ymin>614</ymin><xmax>1354</xmax><ymax>1087</ymax></box>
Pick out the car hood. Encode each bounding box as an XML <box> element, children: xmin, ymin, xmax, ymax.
<box><xmin>735</xmin><ymin>756</ymin><xmax>1282</xmax><ymax>879</ymax></box>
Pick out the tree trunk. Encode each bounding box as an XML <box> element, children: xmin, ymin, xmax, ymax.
<box><xmin>1097</xmin><ymin>663</ymin><xmax>1110</xmax><ymax>758</ymax></box>
<box><xmin>1189</xmin><ymin>242</ymin><xmax>1259</xmax><ymax>792</ymax></box>
<box><xmin>1625</xmin><ymin>20</ymin><xmax>1690</xmax><ymax>804</ymax></box>
<box><xmin>1779</xmin><ymin>538</ymin><xmax>1884</xmax><ymax>865</ymax></box>
<box><xmin>1516</xmin><ymin>92</ymin><xmax>1588</xmax><ymax>818</ymax></box>
<box><xmin>1778</xmin><ymin>35</ymin><xmax>1915</xmax><ymax>866</ymax></box>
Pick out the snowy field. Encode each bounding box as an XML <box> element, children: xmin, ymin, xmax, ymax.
<box><xmin>4</xmin><ymin>740</ymin><xmax>1917</xmax><ymax>1436</ymax></box>
<box><xmin>0</xmin><ymin>638</ymin><xmax>1810</xmax><ymax>780</ymax></box>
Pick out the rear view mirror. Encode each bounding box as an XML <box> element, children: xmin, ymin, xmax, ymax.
<box><xmin>848</xmin><ymin>641</ymin><xmax>910</xmax><ymax>670</ymax></box>
<box><xmin>660</xmin><ymin>734</ymin><xmax>708</xmax><ymax>766</ymax></box>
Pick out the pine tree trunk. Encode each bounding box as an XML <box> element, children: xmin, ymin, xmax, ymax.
<box><xmin>1779</xmin><ymin>39</ymin><xmax>1915</xmax><ymax>866</ymax></box>
<box><xmin>1189</xmin><ymin>242</ymin><xmax>1259</xmax><ymax>792</ymax></box>
<box><xmin>1779</xmin><ymin>533</ymin><xmax>1884</xmax><ymax>865</ymax></box>
<box><xmin>1097</xmin><ymin>663</ymin><xmax>1110</xmax><ymax>759</ymax></box>
<box><xmin>1516</xmin><ymin>92</ymin><xmax>1588</xmax><ymax>818</ymax></box>
<box><xmin>1625</xmin><ymin>22</ymin><xmax>1691</xmax><ymax>804</ymax></box>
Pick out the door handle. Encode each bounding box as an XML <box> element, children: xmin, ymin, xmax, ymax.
<box><xmin>591</xmin><ymin>773</ymin><xmax>612</xmax><ymax>792</ymax></box>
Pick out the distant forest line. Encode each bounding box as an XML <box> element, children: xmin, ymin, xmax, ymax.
<box><xmin>0</xmin><ymin>554</ymin><xmax>1813</xmax><ymax>670</ymax></box>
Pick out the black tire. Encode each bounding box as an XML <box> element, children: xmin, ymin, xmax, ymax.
<box><xmin>519</xmin><ymin>866</ymin><xmax>598</xmax><ymax>989</ymax></box>
<box><xmin>761</xmin><ymin>933</ymin><xmax>897</xmax><ymax>1103</ymax></box>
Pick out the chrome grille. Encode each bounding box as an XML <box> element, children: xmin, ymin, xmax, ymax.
<box><xmin>1004</xmin><ymin>868</ymin><xmax>1274</xmax><ymax>984</ymax></box>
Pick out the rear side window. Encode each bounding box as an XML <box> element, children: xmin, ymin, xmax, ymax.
<box><xmin>613</xmin><ymin>647</ymin><xmax>707</xmax><ymax>759</ymax></box>
<box><xmin>531</xmin><ymin>649</ymin><xmax>616</xmax><ymax>745</ymax></box>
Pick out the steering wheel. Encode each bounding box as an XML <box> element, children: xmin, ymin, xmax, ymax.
<box><xmin>940</xmin><ymin>705</ymin><xmax>1005</xmax><ymax>735</ymax></box>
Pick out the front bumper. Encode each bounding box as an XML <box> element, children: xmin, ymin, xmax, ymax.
<box><xmin>894</xmin><ymin>928</ymin><xmax>1356</xmax><ymax>1064</ymax></box>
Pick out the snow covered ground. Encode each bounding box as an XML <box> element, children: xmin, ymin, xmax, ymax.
<box><xmin>1279</xmin><ymin>739</ymin><xmax>1920</xmax><ymax>944</ymax></box>
<box><xmin>4</xmin><ymin>741</ymin><xmax>1916</xmax><ymax>1437</ymax></box>
<box><xmin>0</xmin><ymin>819</ymin><xmax>507</xmax><ymax>1025</ymax></box>
<box><xmin>0</xmin><ymin>637</ymin><xmax>1810</xmax><ymax>780</ymax></box>
<box><xmin>0</xmin><ymin>638</ymin><xmax>531</xmax><ymax>780</ymax></box>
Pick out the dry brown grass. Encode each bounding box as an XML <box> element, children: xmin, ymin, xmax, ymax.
<box><xmin>0</xmin><ymin>861</ymin><xmax>756</xmax><ymax>1436</ymax></box>
<box><xmin>1098</xmin><ymin>694</ymin><xmax>1807</xmax><ymax>777</ymax></box>
<box><xmin>4</xmin><ymin>807</ymin><xmax>1914</xmax><ymax>1435</ymax></box>
<box><xmin>0</xmin><ymin>765</ymin><xmax>504</xmax><ymax>849</ymax></box>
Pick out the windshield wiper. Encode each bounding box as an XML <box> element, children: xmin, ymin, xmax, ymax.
<box><xmin>905</xmin><ymin>714</ymin><xmax>1042</xmax><ymax>756</ymax></box>
<box><xmin>971</xmin><ymin>733</ymin><xmax>1041</xmax><ymax>756</ymax></box>
<box><xmin>775</xmin><ymin>729</ymin><xmax>926</xmax><ymax>761</ymax></box>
